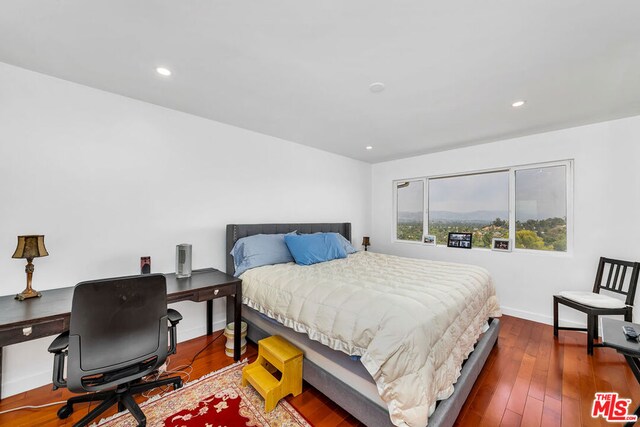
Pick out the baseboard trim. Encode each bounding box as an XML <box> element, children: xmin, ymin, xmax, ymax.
<box><xmin>177</xmin><ymin>319</ymin><xmax>228</xmax><ymax>342</ymax></box>
<box><xmin>500</xmin><ymin>305</ymin><xmax>584</xmax><ymax>328</ymax></box>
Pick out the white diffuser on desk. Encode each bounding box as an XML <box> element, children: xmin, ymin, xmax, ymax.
<box><xmin>175</xmin><ymin>244</ymin><xmax>192</xmax><ymax>278</ymax></box>
<box><xmin>224</xmin><ymin>321</ymin><xmax>248</xmax><ymax>357</ymax></box>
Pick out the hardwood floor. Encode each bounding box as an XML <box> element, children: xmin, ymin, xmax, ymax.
<box><xmin>454</xmin><ymin>316</ymin><xmax>640</xmax><ymax>427</ymax></box>
<box><xmin>0</xmin><ymin>315</ymin><xmax>638</xmax><ymax>426</ymax></box>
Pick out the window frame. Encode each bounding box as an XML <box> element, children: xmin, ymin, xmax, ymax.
<box><xmin>393</xmin><ymin>178</ymin><xmax>427</xmax><ymax>245</ymax></box>
<box><xmin>510</xmin><ymin>160</ymin><xmax>574</xmax><ymax>255</ymax></box>
<box><xmin>392</xmin><ymin>160</ymin><xmax>574</xmax><ymax>254</ymax></box>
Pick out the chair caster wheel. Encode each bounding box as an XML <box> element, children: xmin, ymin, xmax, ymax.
<box><xmin>57</xmin><ymin>404</ymin><xmax>73</xmax><ymax>419</ymax></box>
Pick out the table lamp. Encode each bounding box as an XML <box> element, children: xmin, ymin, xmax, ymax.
<box><xmin>362</xmin><ymin>236</ymin><xmax>370</xmax><ymax>251</ymax></box>
<box><xmin>12</xmin><ymin>235</ymin><xmax>48</xmax><ymax>301</ymax></box>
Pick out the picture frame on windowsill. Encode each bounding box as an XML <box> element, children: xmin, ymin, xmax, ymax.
<box><xmin>447</xmin><ymin>232</ymin><xmax>472</xmax><ymax>249</ymax></box>
<box><xmin>423</xmin><ymin>235</ymin><xmax>436</xmax><ymax>246</ymax></box>
<box><xmin>492</xmin><ymin>238</ymin><xmax>511</xmax><ymax>252</ymax></box>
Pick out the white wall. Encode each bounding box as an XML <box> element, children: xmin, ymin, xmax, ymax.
<box><xmin>0</xmin><ymin>62</ymin><xmax>371</xmax><ymax>398</ymax></box>
<box><xmin>372</xmin><ymin>116</ymin><xmax>640</xmax><ymax>326</ymax></box>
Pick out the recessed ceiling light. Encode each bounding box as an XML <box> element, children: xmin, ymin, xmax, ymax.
<box><xmin>156</xmin><ymin>67</ymin><xmax>172</xmax><ymax>77</ymax></box>
<box><xmin>365</xmin><ymin>146</ymin><xmax>373</xmax><ymax>150</ymax></box>
<box><xmin>369</xmin><ymin>82</ymin><xmax>385</xmax><ymax>93</ymax></box>
<box><xmin>512</xmin><ymin>100</ymin><xmax>526</xmax><ymax>108</ymax></box>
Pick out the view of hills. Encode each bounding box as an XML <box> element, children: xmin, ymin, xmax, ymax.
<box><xmin>398</xmin><ymin>210</ymin><xmax>508</xmax><ymax>224</ymax></box>
<box><xmin>429</xmin><ymin>210</ymin><xmax>508</xmax><ymax>223</ymax></box>
<box><xmin>397</xmin><ymin>211</ymin><xmax>423</xmax><ymax>223</ymax></box>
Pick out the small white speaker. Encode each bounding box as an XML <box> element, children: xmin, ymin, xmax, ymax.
<box><xmin>175</xmin><ymin>244</ymin><xmax>192</xmax><ymax>278</ymax></box>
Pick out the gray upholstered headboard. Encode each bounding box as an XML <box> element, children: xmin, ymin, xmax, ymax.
<box><xmin>225</xmin><ymin>223</ymin><xmax>352</xmax><ymax>275</ymax></box>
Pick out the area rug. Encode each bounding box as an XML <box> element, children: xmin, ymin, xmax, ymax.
<box><xmin>95</xmin><ymin>361</ymin><xmax>312</xmax><ymax>427</ymax></box>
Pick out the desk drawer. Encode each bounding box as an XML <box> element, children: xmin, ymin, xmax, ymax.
<box><xmin>199</xmin><ymin>284</ymin><xmax>236</xmax><ymax>301</ymax></box>
<box><xmin>0</xmin><ymin>317</ymin><xmax>68</xmax><ymax>346</ymax></box>
<box><xmin>167</xmin><ymin>292</ymin><xmax>196</xmax><ymax>304</ymax></box>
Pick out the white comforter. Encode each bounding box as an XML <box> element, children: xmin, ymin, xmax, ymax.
<box><xmin>240</xmin><ymin>251</ymin><xmax>501</xmax><ymax>427</ymax></box>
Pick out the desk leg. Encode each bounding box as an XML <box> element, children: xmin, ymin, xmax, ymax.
<box><xmin>226</xmin><ymin>286</ymin><xmax>242</xmax><ymax>362</ymax></box>
<box><xmin>624</xmin><ymin>355</ymin><xmax>640</xmax><ymax>427</ymax></box>
<box><xmin>625</xmin><ymin>355</ymin><xmax>640</xmax><ymax>382</ymax></box>
<box><xmin>234</xmin><ymin>285</ymin><xmax>242</xmax><ymax>362</ymax></box>
<box><xmin>206</xmin><ymin>300</ymin><xmax>213</xmax><ymax>335</ymax></box>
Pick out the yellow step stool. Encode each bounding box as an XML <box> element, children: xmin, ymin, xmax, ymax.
<box><xmin>242</xmin><ymin>335</ymin><xmax>303</xmax><ymax>412</ymax></box>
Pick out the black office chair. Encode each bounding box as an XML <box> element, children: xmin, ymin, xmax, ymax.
<box><xmin>48</xmin><ymin>274</ymin><xmax>184</xmax><ymax>427</ymax></box>
<box><xmin>553</xmin><ymin>257</ymin><xmax>640</xmax><ymax>355</ymax></box>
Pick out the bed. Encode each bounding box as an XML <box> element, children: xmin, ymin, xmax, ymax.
<box><xmin>225</xmin><ymin>222</ymin><xmax>501</xmax><ymax>427</ymax></box>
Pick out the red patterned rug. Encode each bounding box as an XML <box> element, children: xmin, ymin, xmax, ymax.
<box><xmin>95</xmin><ymin>361</ymin><xmax>311</xmax><ymax>427</ymax></box>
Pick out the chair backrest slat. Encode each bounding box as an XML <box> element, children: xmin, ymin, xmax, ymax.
<box><xmin>617</xmin><ymin>265</ymin><xmax>626</xmax><ymax>292</ymax></box>
<box><xmin>612</xmin><ymin>264</ymin><xmax>621</xmax><ymax>291</ymax></box>
<box><xmin>594</xmin><ymin>257</ymin><xmax>640</xmax><ymax>306</ymax></box>
<box><xmin>605</xmin><ymin>265</ymin><xmax>614</xmax><ymax>290</ymax></box>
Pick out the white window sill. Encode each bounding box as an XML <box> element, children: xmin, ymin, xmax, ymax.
<box><xmin>392</xmin><ymin>239</ymin><xmax>572</xmax><ymax>257</ymax></box>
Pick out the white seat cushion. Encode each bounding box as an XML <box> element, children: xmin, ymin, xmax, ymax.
<box><xmin>559</xmin><ymin>291</ymin><xmax>627</xmax><ymax>309</ymax></box>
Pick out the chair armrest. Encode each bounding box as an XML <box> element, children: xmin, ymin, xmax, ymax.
<box><xmin>48</xmin><ymin>331</ymin><xmax>69</xmax><ymax>390</ymax></box>
<box><xmin>47</xmin><ymin>331</ymin><xmax>69</xmax><ymax>354</ymax></box>
<box><xmin>167</xmin><ymin>309</ymin><xmax>182</xmax><ymax>355</ymax></box>
<box><xmin>167</xmin><ymin>309</ymin><xmax>183</xmax><ymax>326</ymax></box>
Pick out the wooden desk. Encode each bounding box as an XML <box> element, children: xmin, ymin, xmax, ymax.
<box><xmin>0</xmin><ymin>268</ymin><xmax>242</xmax><ymax>400</ymax></box>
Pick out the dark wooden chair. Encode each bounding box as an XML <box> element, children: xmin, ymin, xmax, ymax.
<box><xmin>554</xmin><ymin>257</ymin><xmax>640</xmax><ymax>355</ymax></box>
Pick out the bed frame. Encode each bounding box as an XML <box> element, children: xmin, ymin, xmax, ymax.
<box><xmin>226</xmin><ymin>222</ymin><xmax>500</xmax><ymax>427</ymax></box>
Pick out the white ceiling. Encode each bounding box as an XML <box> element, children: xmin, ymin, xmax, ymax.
<box><xmin>1</xmin><ymin>1</ymin><xmax>640</xmax><ymax>163</ymax></box>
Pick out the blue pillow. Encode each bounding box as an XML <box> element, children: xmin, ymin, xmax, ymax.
<box><xmin>332</xmin><ymin>233</ymin><xmax>358</xmax><ymax>254</ymax></box>
<box><xmin>230</xmin><ymin>233</ymin><xmax>295</xmax><ymax>277</ymax></box>
<box><xmin>284</xmin><ymin>233</ymin><xmax>347</xmax><ymax>266</ymax></box>
<box><xmin>312</xmin><ymin>232</ymin><xmax>358</xmax><ymax>254</ymax></box>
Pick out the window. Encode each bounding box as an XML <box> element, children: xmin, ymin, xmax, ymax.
<box><xmin>429</xmin><ymin>171</ymin><xmax>509</xmax><ymax>248</ymax></box>
<box><xmin>515</xmin><ymin>165</ymin><xmax>567</xmax><ymax>251</ymax></box>
<box><xmin>393</xmin><ymin>161</ymin><xmax>572</xmax><ymax>253</ymax></box>
<box><xmin>396</xmin><ymin>180</ymin><xmax>424</xmax><ymax>242</ymax></box>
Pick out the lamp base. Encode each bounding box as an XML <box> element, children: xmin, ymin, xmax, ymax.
<box><xmin>15</xmin><ymin>288</ymin><xmax>42</xmax><ymax>301</ymax></box>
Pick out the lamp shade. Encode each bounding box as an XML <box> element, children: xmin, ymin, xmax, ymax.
<box><xmin>362</xmin><ymin>236</ymin><xmax>370</xmax><ymax>246</ymax></box>
<box><xmin>12</xmin><ymin>235</ymin><xmax>49</xmax><ymax>259</ymax></box>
